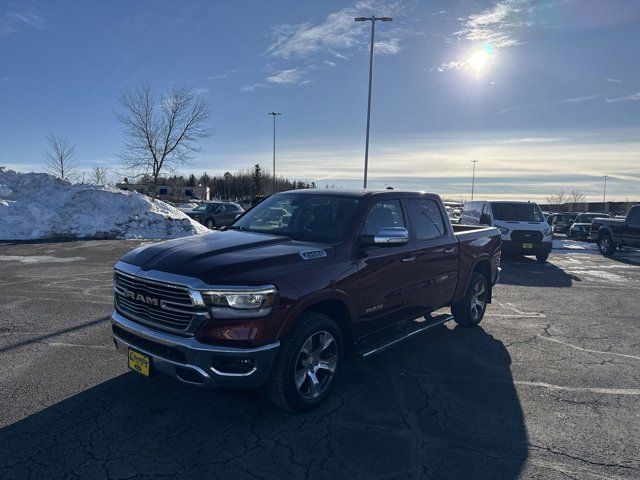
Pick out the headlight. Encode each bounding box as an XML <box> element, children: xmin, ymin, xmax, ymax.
<box><xmin>201</xmin><ymin>287</ymin><xmax>277</xmax><ymax>310</ymax></box>
<box><xmin>497</xmin><ymin>226</ymin><xmax>510</xmax><ymax>235</ymax></box>
<box><xmin>544</xmin><ymin>227</ymin><xmax>552</xmax><ymax>236</ymax></box>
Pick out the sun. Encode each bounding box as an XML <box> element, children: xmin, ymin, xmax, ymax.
<box><xmin>468</xmin><ymin>50</ymin><xmax>490</xmax><ymax>73</ymax></box>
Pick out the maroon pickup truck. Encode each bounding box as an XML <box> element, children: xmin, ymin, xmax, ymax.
<box><xmin>111</xmin><ymin>190</ymin><xmax>501</xmax><ymax>411</ymax></box>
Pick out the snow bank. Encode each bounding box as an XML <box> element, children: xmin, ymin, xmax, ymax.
<box><xmin>552</xmin><ymin>238</ymin><xmax>599</xmax><ymax>252</ymax></box>
<box><xmin>0</xmin><ymin>170</ymin><xmax>209</xmax><ymax>240</ymax></box>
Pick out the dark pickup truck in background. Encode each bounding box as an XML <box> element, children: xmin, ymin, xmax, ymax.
<box><xmin>111</xmin><ymin>190</ymin><xmax>501</xmax><ymax>411</ymax></box>
<box><xmin>593</xmin><ymin>205</ymin><xmax>640</xmax><ymax>255</ymax></box>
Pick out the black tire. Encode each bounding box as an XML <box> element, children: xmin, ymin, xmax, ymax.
<box><xmin>264</xmin><ymin>311</ymin><xmax>343</xmax><ymax>412</ymax></box>
<box><xmin>598</xmin><ymin>232</ymin><xmax>616</xmax><ymax>256</ymax></box>
<box><xmin>451</xmin><ymin>272</ymin><xmax>488</xmax><ymax>327</ymax></box>
<box><xmin>536</xmin><ymin>252</ymin><xmax>549</xmax><ymax>262</ymax></box>
<box><xmin>205</xmin><ymin>218</ymin><xmax>215</xmax><ymax>229</ymax></box>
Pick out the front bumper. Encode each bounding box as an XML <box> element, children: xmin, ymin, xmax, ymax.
<box><xmin>502</xmin><ymin>240</ymin><xmax>552</xmax><ymax>256</ymax></box>
<box><xmin>111</xmin><ymin>311</ymin><xmax>279</xmax><ymax>389</ymax></box>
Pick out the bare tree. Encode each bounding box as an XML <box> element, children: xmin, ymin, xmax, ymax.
<box><xmin>44</xmin><ymin>132</ymin><xmax>77</xmax><ymax>181</ymax></box>
<box><xmin>545</xmin><ymin>190</ymin><xmax>568</xmax><ymax>206</ymax></box>
<box><xmin>116</xmin><ymin>82</ymin><xmax>211</xmax><ymax>199</ymax></box>
<box><xmin>569</xmin><ymin>189</ymin><xmax>585</xmax><ymax>204</ymax></box>
<box><xmin>90</xmin><ymin>166</ymin><xmax>112</xmax><ymax>185</ymax></box>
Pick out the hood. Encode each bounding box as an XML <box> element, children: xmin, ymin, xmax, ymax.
<box><xmin>119</xmin><ymin>230</ymin><xmax>335</xmax><ymax>285</ymax></box>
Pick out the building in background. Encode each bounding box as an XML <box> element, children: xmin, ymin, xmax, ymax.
<box><xmin>116</xmin><ymin>181</ymin><xmax>210</xmax><ymax>203</ymax></box>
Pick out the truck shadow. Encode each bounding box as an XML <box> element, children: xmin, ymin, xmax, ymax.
<box><xmin>498</xmin><ymin>255</ymin><xmax>579</xmax><ymax>287</ymax></box>
<box><xmin>0</xmin><ymin>326</ymin><xmax>526</xmax><ymax>480</ymax></box>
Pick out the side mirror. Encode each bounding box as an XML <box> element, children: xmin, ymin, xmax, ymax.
<box><xmin>479</xmin><ymin>213</ymin><xmax>491</xmax><ymax>225</ymax></box>
<box><xmin>361</xmin><ymin>227</ymin><xmax>409</xmax><ymax>247</ymax></box>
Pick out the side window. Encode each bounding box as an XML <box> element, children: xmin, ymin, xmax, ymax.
<box><xmin>628</xmin><ymin>207</ymin><xmax>640</xmax><ymax>225</ymax></box>
<box><xmin>406</xmin><ymin>198</ymin><xmax>446</xmax><ymax>241</ymax></box>
<box><xmin>362</xmin><ymin>199</ymin><xmax>405</xmax><ymax>235</ymax></box>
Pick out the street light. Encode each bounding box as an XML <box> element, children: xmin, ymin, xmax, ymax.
<box><xmin>471</xmin><ymin>160</ymin><xmax>478</xmax><ymax>200</ymax></box>
<box><xmin>267</xmin><ymin>112</ymin><xmax>282</xmax><ymax>194</ymax></box>
<box><xmin>603</xmin><ymin>175</ymin><xmax>608</xmax><ymax>212</ymax></box>
<box><xmin>355</xmin><ymin>15</ymin><xmax>393</xmax><ymax>189</ymax></box>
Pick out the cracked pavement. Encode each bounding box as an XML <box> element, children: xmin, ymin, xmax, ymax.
<box><xmin>0</xmin><ymin>240</ymin><xmax>639</xmax><ymax>479</ymax></box>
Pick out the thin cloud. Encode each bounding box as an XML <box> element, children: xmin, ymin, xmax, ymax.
<box><xmin>0</xmin><ymin>11</ymin><xmax>45</xmax><ymax>36</ymax></box>
<box><xmin>266</xmin><ymin>68</ymin><xmax>305</xmax><ymax>85</ymax></box>
<box><xmin>240</xmin><ymin>83</ymin><xmax>266</xmax><ymax>92</ymax></box>
<box><xmin>605</xmin><ymin>78</ymin><xmax>623</xmax><ymax>83</ymax></box>
<box><xmin>564</xmin><ymin>93</ymin><xmax>606</xmax><ymax>103</ymax></box>
<box><xmin>266</xmin><ymin>1</ymin><xmax>404</xmax><ymax>60</ymax></box>
<box><xmin>605</xmin><ymin>92</ymin><xmax>640</xmax><ymax>103</ymax></box>
<box><xmin>454</xmin><ymin>1</ymin><xmax>524</xmax><ymax>48</ymax></box>
<box><xmin>438</xmin><ymin>1</ymin><xmax>537</xmax><ymax>73</ymax></box>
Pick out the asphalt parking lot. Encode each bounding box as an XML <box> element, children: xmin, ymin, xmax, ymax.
<box><xmin>1</xmin><ymin>239</ymin><xmax>639</xmax><ymax>480</ymax></box>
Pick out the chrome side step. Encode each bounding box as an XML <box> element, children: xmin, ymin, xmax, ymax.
<box><xmin>355</xmin><ymin>313</ymin><xmax>453</xmax><ymax>359</ymax></box>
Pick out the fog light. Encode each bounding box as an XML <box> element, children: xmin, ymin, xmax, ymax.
<box><xmin>211</xmin><ymin>357</ymin><xmax>255</xmax><ymax>375</ymax></box>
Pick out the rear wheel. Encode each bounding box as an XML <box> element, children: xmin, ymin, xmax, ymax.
<box><xmin>598</xmin><ymin>232</ymin><xmax>616</xmax><ymax>256</ymax></box>
<box><xmin>264</xmin><ymin>312</ymin><xmax>343</xmax><ymax>412</ymax></box>
<box><xmin>451</xmin><ymin>272</ymin><xmax>488</xmax><ymax>327</ymax></box>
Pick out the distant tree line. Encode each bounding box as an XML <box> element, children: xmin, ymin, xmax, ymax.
<box><xmin>148</xmin><ymin>164</ymin><xmax>316</xmax><ymax>200</ymax></box>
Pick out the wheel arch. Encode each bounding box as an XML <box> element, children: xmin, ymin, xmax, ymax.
<box><xmin>277</xmin><ymin>292</ymin><xmax>354</xmax><ymax>351</ymax></box>
<box><xmin>472</xmin><ymin>259</ymin><xmax>493</xmax><ymax>303</ymax></box>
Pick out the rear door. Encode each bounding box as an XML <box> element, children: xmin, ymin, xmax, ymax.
<box><xmin>403</xmin><ymin>195</ymin><xmax>459</xmax><ymax>310</ymax></box>
<box><xmin>354</xmin><ymin>197</ymin><xmax>419</xmax><ymax>336</ymax></box>
<box><xmin>623</xmin><ymin>207</ymin><xmax>640</xmax><ymax>247</ymax></box>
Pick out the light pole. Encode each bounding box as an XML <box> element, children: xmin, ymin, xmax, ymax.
<box><xmin>267</xmin><ymin>112</ymin><xmax>282</xmax><ymax>194</ymax></box>
<box><xmin>355</xmin><ymin>15</ymin><xmax>393</xmax><ymax>189</ymax></box>
<box><xmin>471</xmin><ymin>160</ymin><xmax>478</xmax><ymax>200</ymax></box>
<box><xmin>603</xmin><ymin>175</ymin><xmax>608</xmax><ymax>212</ymax></box>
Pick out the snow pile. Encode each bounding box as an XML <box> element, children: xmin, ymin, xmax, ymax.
<box><xmin>552</xmin><ymin>238</ymin><xmax>599</xmax><ymax>252</ymax></box>
<box><xmin>0</xmin><ymin>170</ymin><xmax>209</xmax><ymax>240</ymax></box>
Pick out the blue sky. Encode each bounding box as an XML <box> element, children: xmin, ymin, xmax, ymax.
<box><xmin>1</xmin><ymin>0</ymin><xmax>639</xmax><ymax>200</ymax></box>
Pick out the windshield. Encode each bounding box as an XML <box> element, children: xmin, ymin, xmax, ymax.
<box><xmin>491</xmin><ymin>202</ymin><xmax>544</xmax><ymax>222</ymax></box>
<box><xmin>230</xmin><ymin>193</ymin><xmax>360</xmax><ymax>243</ymax></box>
<box><xmin>193</xmin><ymin>203</ymin><xmax>215</xmax><ymax>211</ymax></box>
<box><xmin>575</xmin><ymin>214</ymin><xmax>603</xmax><ymax>223</ymax></box>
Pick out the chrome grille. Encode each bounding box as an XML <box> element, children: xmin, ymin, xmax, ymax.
<box><xmin>114</xmin><ymin>271</ymin><xmax>196</xmax><ymax>331</ymax></box>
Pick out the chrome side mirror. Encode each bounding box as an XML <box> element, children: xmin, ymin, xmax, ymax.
<box><xmin>374</xmin><ymin>227</ymin><xmax>409</xmax><ymax>246</ymax></box>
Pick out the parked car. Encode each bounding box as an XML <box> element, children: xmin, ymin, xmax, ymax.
<box><xmin>594</xmin><ymin>205</ymin><xmax>640</xmax><ymax>255</ymax></box>
<box><xmin>461</xmin><ymin>200</ymin><xmax>552</xmax><ymax>261</ymax></box>
<box><xmin>185</xmin><ymin>201</ymin><xmax>244</xmax><ymax>229</ymax></box>
<box><xmin>568</xmin><ymin>212</ymin><xmax>609</xmax><ymax>240</ymax></box>
<box><xmin>552</xmin><ymin>212</ymin><xmax>577</xmax><ymax>234</ymax></box>
<box><xmin>111</xmin><ymin>189</ymin><xmax>501</xmax><ymax>411</ymax></box>
<box><xmin>176</xmin><ymin>202</ymin><xmax>199</xmax><ymax>213</ymax></box>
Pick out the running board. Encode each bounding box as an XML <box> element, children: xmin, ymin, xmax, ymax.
<box><xmin>355</xmin><ymin>313</ymin><xmax>453</xmax><ymax>359</ymax></box>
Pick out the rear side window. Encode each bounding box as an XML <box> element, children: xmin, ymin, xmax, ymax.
<box><xmin>461</xmin><ymin>202</ymin><xmax>482</xmax><ymax>223</ymax></box>
<box><xmin>362</xmin><ymin>200</ymin><xmax>405</xmax><ymax>235</ymax></box>
<box><xmin>405</xmin><ymin>198</ymin><xmax>446</xmax><ymax>240</ymax></box>
<box><xmin>628</xmin><ymin>207</ymin><xmax>640</xmax><ymax>225</ymax></box>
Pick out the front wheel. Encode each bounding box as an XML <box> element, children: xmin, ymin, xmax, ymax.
<box><xmin>205</xmin><ymin>218</ymin><xmax>215</xmax><ymax>229</ymax></box>
<box><xmin>451</xmin><ymin>272</ymin><xmax>488</xmax><ymax>327</ymax></box>
<box><xmin>264</xmin><ymin>312</ymin><xmax>343</xmax><ymax>412</ymax></box>
<box><xmin>536</xmin><ymin>252</ymin><xmax>549</xmax><ymax>262</ymax></box>
<box><xmin>598</xmin><ymin>233</ymin><xmax>616</xmax><ymax>256</ymax></box>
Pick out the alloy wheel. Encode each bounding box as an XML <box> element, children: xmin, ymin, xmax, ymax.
<box><xmin>470</xmin><ymin>280</ymin><xmax>487</xmax><ymax>322</ymax></box>
<box><xmin>294</xmin><ymin>331</ymin><xmax>338</xmax><ymax>400</ymax></box>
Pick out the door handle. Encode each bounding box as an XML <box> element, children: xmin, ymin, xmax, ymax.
<box><xmin>444</xmin><ymin>247</ymin><xmax>456</xmax><ymax>254</ymax></box>
<box><xmin>402</xmin><ymin>256</ymin><xmax>416</xmax><ymax>263</ymax></box>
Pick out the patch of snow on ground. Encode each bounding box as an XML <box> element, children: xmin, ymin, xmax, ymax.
<box><xmin>0</xmin><ymin>170</ymin><xmax>209</xmax><ymax>240</ymax></box>
<box><xmin>552</xmin><ymin>238</ymin><xmax>599</xmax><ymax>252</ymax></box>
<box><xmin>0</xmin><ymin>255</ymin><xmax>85</xmax><ymax>263</ymax></box>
